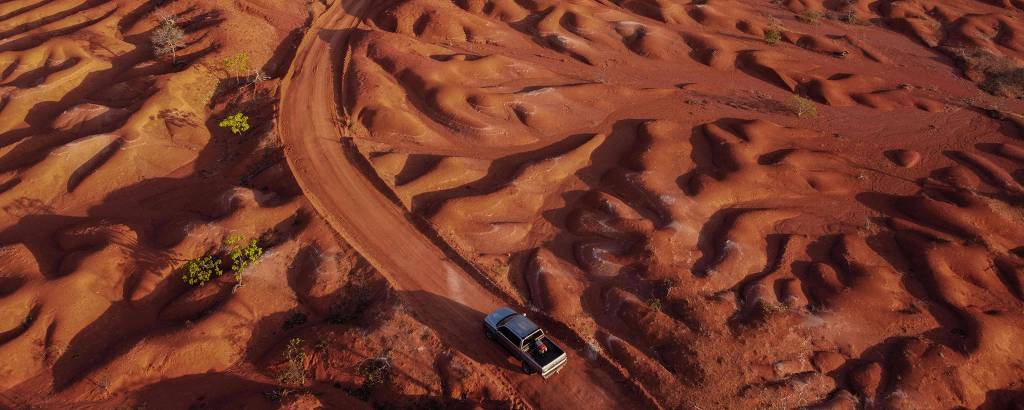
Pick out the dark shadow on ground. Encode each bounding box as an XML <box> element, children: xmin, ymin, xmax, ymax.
<box><xmin>396</xmin><ymin>290</ymin><xmax>523</xmax><ymax>373</ymax></box>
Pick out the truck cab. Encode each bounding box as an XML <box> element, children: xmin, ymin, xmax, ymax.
<box><xmin>483</xmin><ymin>307</ymin><xmax>567</xmax><ymax>379</ymax></box>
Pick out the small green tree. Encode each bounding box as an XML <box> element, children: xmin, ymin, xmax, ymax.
<box><xmin>183</xmin><ymin>255</ymin><xmax>223</xmax><ymax>286</ymax></box>
<box><xmin>218</xmin><ymin>112</ymin><xmax>250</xmax><ymax>134</ymax></box>
<box><xmin>764</xmin><ymin>29</ymin><xmax>782</xmax><ymax>45</ymax></box>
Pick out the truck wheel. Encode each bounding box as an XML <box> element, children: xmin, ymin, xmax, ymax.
<box><xmin>521</xmin><ymin>361</ymin><xmax>535</xmax><ymax>375</ymax></box>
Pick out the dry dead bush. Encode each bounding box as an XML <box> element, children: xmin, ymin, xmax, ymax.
<box><xmin>787</xmin><ymin>95</ymin><xmax>818</xmax><ymax>118</ymax></box>
<box><xmin>278</xmin><ymin>338</ymin><xmax>307</xmax><ymax>386</ymax></box>
<box><xmin>151</xmin><ymin>17</ymin><xmax>185</xmax><ymax>61</ymax></box>
<box><xmin>946</xmin><ymin>47</ymin><xmax>1024</xmax><ymax>99</ymax></box>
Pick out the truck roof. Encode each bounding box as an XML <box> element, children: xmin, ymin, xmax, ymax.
<box><xmin>499</xmin><ymin>314</ymin><xmax>541</xmax><ymax>340</ymax></box>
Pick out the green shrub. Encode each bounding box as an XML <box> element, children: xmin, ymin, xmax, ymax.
<box><xmin>787</xmin><ymin>95</ymin><xmax>818</xmax><ymax>118</ymax></box>
<box><xmin>222</xmin><ymin>52</ymin><xmax>251</xmax><ymax>76</ymax></box>
<box><xmin>764</xmin><ymin>29</ymin><xmax>782</xmax><ymax>45</ymax></box>
<box><xmin>226</xmin><ymin>234</ymin><xmax>263</xmax><ymax>277</ymax></box>
<box><xmin>183</xmin><ymin>255</ymin><xmax>223</xmax><ymax>286</ymax></box>
<box><xmin>219</xmin><ymin>112</ymin><xmax>250</xmax><ymax>134</ymax></box>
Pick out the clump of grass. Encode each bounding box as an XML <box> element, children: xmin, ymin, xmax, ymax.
<box><xmin>946</xmin><ymin>47</ymin><xmax>1024</xmax><ymax>99</ymax></box>
<box><xmin>763</xmin><ymin>13</ymin><xmax>785</xmax><ymax>46</ymax></box>
<box><xmin>761</xmin><ymin>302</ymin><xmax>790</xmax><ymax>315</ymax></box>
<box><xmin>787</xmin><ymin>95</ymin><xmax>818</xmax><ymax>118</ymax></box>
<box><xmin>647</xmin><ymin>297</ymin><xmax>664</xmax><ymax>311</ymax></box>
<box><xmin>797</xmin><ymin>9</ymin><xmax>822</xmax><ymax>25</ymax></box>
<box><xmin>182</xmin><ymin>255</ymin><xmax>223</xmax><ymax>286</ymax></box>
<box><xmin>278</xmin><ymin>338</ymin><xmax>306</xmax><ymax>386</ymax></box>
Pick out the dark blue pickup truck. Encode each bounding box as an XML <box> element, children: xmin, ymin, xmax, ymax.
<box><xmin>483</xmin><ymin>307</ymin><xmax>567</xmax><ymax>378</ymax></box>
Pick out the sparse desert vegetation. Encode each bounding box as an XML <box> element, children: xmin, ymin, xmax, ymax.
<box><xmin>797</xmin><ymin>9</ymin><xmax>822</xmax><ymax>25</ymax></box>
<box><xmin>278</xmin><ymin>338</ymin><xmax>307</xmax><ymax>386</ymax></box>
<box><xmin>3</xmin><ymin>0</ymin><xmax>1024</xmax><ymax>409</ymax></box>
<box><xmin>946</xmin><ymin>47</ymin><xmax>1024</xmax><ymax>98</ymax></box>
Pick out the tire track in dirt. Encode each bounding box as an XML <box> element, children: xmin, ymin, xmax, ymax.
<box><xmin>276</xmin><ymin>1</ymin><xmax>648</xmax><ymax>408</ymax></box>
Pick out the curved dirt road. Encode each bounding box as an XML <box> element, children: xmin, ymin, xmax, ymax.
<box><xmin>277</xmin><ymin>1</ymin><xmax>647</xmax><ymax>408</ymax></box>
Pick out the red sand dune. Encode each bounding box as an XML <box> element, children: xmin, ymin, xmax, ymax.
<box><xmin>2</xmin><ymin>0</ymin><xmax>1024</xmax><ymax>408</ymax></box>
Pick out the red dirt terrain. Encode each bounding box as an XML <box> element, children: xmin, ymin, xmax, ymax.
<box><xmin>3</xmin><ymin>0</ymin><xmax>1024</xmax><ymax>408</ymax></box>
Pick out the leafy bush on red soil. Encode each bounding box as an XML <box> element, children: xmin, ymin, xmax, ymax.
<box><xmin>182</xmin><ymin>255</ymin><xmax>223</xmax><ymax>286</ymax></box>
<box><xmin>218</xmin><ymin>112</ymin><xmax>251</xmax><ymax>134</ymax></box>
<box><xmin>226</xmin><ymin>234</ymin><xmax>263</xmax><ymax>279</ymax></box>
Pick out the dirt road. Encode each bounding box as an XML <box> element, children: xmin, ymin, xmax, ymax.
<box><xmin>276</xmin><ymin>0</ymin><xmax>646</xmax><ymax>408</ymax></box>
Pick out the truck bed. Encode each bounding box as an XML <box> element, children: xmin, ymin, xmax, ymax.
<box><xmin>528</xmin><ymin>338</ymin><xmax>565</xmax><ymax>366</ymax></box>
